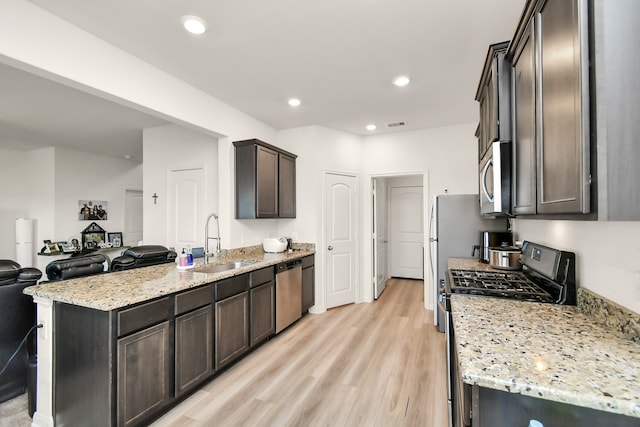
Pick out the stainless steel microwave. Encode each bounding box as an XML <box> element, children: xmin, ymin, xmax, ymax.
<box><xmin>479</xmin><ymin>140</ymin><xmax>511</xmax><ymax>216</ymax></box>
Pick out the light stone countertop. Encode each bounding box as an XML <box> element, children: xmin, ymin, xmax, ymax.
<box><xmin>448</xmin><ymin>258</ymin><xmax>640</xmax><ymax>418</ymax></box>
<box><xmin>24</xmin><ymin>246</ymin><xmax>314</xmax><ymax>311</ymax></box>
<box><xmin>450</xmin><ymin>294</ymin><xmax>640</xmax><ymax>419</ymax></box>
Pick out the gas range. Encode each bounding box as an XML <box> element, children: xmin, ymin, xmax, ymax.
<box><xmin>444</xmin><ymin>241</ymin><xmax>577</xmax><ymax>310</ymax></box>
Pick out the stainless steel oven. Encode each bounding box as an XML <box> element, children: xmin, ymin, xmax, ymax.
<box><xmin>479</xmin><ymin>140</ymin><xmax>511</xmax><ymax>216</ymax></box>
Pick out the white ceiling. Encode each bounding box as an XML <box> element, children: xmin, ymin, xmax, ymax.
<box><xmin>0</xmin><ymin>62</ymin><xmax>169</xmax><ymax>161</ymax></box>
<box><xmin>3</xmin><ymin>0</ymin><xmax>525</xmax><ymax>159</ymax></box>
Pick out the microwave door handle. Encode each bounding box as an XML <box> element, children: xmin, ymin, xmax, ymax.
<box><xmin>481</xmin><ymin>158</ymin><xmax>494</xmax><ymax>203</ymax></box>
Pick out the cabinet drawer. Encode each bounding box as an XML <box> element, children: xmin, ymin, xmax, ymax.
<box><xmin>250</xmin><ymin>266</ymin><xmax>274</xmax><ymax>288</ymax></box>
<box><xmin>117</xmin><ymin>297</ymin><xmax>171</xmax><ymax>337</ymax></box>
<box><xmin>301</xmin><ymin>255</ymin><xmax>314</xmax><ymax>269</ymax></box>
<box><xmin>175</xmin><ymin>285</ymin><xmax>212</xmax><ymax>315</ymax></box>
<box><xmin>214</xmin><ymin>274</ymin><xmax>249</xmax><ymax>301</ymax></box>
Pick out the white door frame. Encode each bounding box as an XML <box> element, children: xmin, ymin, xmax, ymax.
<box><xmin>369</xmin><ymin>171</ymin><xmax>431</xmax><ymax>310</ymax></box>
<box><xmin>323</xmin><ymin>170</ymin><xmax>359</xmax><ymax>310</ymax></box>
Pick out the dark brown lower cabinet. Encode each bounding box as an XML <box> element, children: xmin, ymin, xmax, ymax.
<box><xmin>250</xmin><ymin>281</ymin><xmax>275</xmax><ymax>346</ymax></box>
<box><xmin>117</xmin><ymin>321</ymin><xmax>172</xmax><ymax>427</ymax></box>
<box><xmin>52</xmin><ymin>257</ymin><xmax>309</xmax><ymax>426</ymax></box>
<box><xmin>175</xmin><ymin>305</ymin><xmax>213</xmax><ymax>397</ymax></box>
<box><xmin>215</xmin><ymin>291</ymin><xmax>249</xmax><ymax>369</ymax></box>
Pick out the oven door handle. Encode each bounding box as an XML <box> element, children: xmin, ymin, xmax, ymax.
<box><xmin>481</xmin><ymin>157</ymin><xmax>494</xmax><ymax>203</ymax></box>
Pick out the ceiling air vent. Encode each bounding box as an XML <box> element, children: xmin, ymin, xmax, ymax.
<box><xmin>386</xmin><ymin>121</ymin><xmax>406</xmax><ymax>128</ymax></box>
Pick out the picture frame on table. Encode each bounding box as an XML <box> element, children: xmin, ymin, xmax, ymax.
<box><xmin>43</xmin><ymin>240</ymin><xmax>60</xmax><ymax>254</ymax></box>
<box><xmin>107</xmin><ymin>232</ymin><xmax>123</xmax><ymax>248</ymax></box>
<box><xmin>82</xmin><ymin>232</ymin><xmax>105</xmax><ymax>250</ymax></box>
<box><xmin>68</xmin><ymin>236</ymin><xmax>82</xmax><ymax>252</ymax></box>
<box><xmin>81</xmin><ymin>222</ymin><xmax>106</xmax><ymax>250</ymax></box>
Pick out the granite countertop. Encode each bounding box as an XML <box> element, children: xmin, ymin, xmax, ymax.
<box><xmin>448</xmin><ymin>256</ymin><xmax>508</xmax><ymax>272</ymax></box>
<box><xmin>450</xmin><ymin>292</ymin><xmax>640</xmax><ymax>418</ymax></box>
<box><xmin>24</xmin><ymin>245</ymin><xmax>314</xmax><ymax>311</ymax></box>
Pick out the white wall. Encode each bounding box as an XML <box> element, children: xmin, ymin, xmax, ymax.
<box><xmin>143</xmin><ymin>125</ymin><xmax>218</xmax><ymax>247</ymax></box>
<box><xmin>0</xmin><ymin>148</ymin><xmax>32</xmax><ymax>260</ymax></box>
<box><xmin>513</xmin><ymin>219</ymin><xmax>640</xmax><ymax>314</ymax></box>
<box><xmin>53</xmin><ymin>147</ymin><xmax>142</xmax><ymax>243</ymax></box>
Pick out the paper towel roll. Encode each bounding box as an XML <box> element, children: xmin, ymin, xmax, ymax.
<box><xmin>16</xmin><ymin>243</ymin><xmax>33</xmax><ymax>267</ymax></box>
<box><xmin>15</xmin><ymin>218</ymin><xmax>34</xmax><ymax>267</ymax></box>
<box><xmin>16</xmin><ymin>218</ymin><xmax>33</xmax><ymax>243</ymax></box>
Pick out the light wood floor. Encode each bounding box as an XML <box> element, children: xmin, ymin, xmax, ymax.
<box><xmin>152</xmin><ymin>278</ymin><xmax>448</xmax><ymax>427</ymax></box>
<box><xmin>0</xmin><ymin>278</ymin><xmax>448</xmax><ymax>427</ymax></box>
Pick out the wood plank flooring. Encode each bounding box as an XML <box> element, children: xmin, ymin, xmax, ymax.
<box><xmin>152</xmin><ymin>278</ymin><xmax>448</xmax><ymax>427</ymax></box>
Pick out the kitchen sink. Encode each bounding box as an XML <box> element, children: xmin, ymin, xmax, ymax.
<box><xmin>193</xmin><ymin>261</ymin><xmax>256</xmax><ymax>274</ymax></box>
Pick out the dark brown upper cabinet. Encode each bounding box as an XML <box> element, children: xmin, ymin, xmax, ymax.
<box><xmin>234</xmin><ymin>139</ymin><xmax>297</xmax><ymax>219</ymax></box>
<box><xmin>475</xmin><ymin>41</ymin><xmax>512</xmax><ymax>160</ymax></box>
<box><xmin>508</xmin><ymin>0</ymin><xmax>591</xmax><ymax>216</ymax></box>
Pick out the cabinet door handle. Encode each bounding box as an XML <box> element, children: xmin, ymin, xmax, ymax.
<box><xmin>327</xmin><ymin>246</ymin><xmax>334</xmax><ymax>251</ymax></box>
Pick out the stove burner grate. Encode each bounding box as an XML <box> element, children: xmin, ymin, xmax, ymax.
<box><xmin>448</xmin><ymin>269</ymin><xmax>555</xmax><ymax>303</ymax></box>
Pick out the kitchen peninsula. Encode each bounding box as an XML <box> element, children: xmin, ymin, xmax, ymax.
<box><xmin>24</xmin><ymin>244</ymin><xmax>315</xmax><ymax>427</ymax></box>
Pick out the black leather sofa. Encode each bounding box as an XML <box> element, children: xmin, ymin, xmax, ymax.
<box><xmin>45</xmin><ymin>254</ymin><xmax>107</xmax><ymax>281</ymax></box>
<box><xmin>111</xmin><ymin>245</ymin><xmax>177</xmax><ymax>271</ymax></box>
<box><xmin>0</xmin><ymin>260</ymin><xmax>42</xmax><ymax>404</ymax></box>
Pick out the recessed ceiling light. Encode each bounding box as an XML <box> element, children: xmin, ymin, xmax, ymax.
<box><xmin>366</xmin><ymin>124</ymin><xmax>377</xmax><ymax>131</ymax></box>
<box><xmin>392</xmin><ymin>75</ymin><xmax>411</xmax><ymax>87</ymax></box>
<box><xmin>288</xmin><ymin>98</ymin><xmax>301</xmax><ymax>107</ymax></box>
<box><xmin>181</xmin><ymin>15</ymin><xmax>208</xmax><ymax>35</ymax></box>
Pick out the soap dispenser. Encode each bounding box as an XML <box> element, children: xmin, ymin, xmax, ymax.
<box><xmin>179</xmin><ymin>248</ymin><xmax>188</xmax><ymax>267</ymax></box>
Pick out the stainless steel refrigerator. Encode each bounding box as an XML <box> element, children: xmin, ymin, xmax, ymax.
<box><xmin>428</xmin><ymin>194</ymin><xmax>508</xmax><ymax>332</ymax></box>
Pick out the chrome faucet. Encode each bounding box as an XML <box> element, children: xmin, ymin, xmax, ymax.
<box><xmin>205</xmin><ymin>213</ymin><xmax>221</xmax><ymax>262</ymax></box>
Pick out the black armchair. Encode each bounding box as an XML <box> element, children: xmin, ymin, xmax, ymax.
<box><xmin>0</xmin><ymin>260</ymin><xmax>42</xmax><ymax>404</ymax></box>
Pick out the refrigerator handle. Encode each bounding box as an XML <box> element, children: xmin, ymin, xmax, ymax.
<box><xmin>428</xmin><ymin>202</ymin><xmax>436</xmax><ymax>275</ymax></box>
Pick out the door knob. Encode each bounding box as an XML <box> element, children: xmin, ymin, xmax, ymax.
<box><xmin>328</xmin><ymin>246</ymin><xmax>334</xmax><ymax>250</ymax></box>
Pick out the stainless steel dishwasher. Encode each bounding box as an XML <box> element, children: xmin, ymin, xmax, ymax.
<box><xmin>275</xmin><ymin>259</ymin><xmax>302</xmax><ymax>333</ymax></box>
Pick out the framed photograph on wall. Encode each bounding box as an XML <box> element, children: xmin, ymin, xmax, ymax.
<box><xmin>79</xmin><ymin>200</ymin><xmax>109</xmax><ymax>221</ymax></box>
<box><xmin>108</xmin><ymin>232</ymin><xmax>123</xmax><ymax>248</ymax></box>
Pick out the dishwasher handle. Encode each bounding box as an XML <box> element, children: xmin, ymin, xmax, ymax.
<box><xmin>276</xmin><ymin>258</ymin><xmax>302</xmax><ymax>272</ymax></box>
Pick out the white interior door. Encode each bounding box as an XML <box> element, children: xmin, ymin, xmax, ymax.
<box><xmin>124</xmin><ymin>189</ymin><xmax>143</xmax><ymax>246</ymax></box>
<box><xmin>325</xmin><ymin>172</ymin><xmax>358</xmax><ymax>309</ymax></box>
<box><xmin>390</xmin><ymin>186</ymin><xmax>424</xmax><ymax>279</ymax></box>
<box><xmin>168</xmin><ymin>168</ymin><xmax>204</xmax><ymax>252</ymax></box>
<box><xmin>373</xmin><ymin>178</ymin><xmax>388</xmax><ymax>299</ymax></box>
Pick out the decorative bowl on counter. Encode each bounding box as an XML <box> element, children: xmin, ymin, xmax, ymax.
<box><xmin>263</xmin><ymin>237</ymin><xmax>287</xmax><ymax>253</ymax></box>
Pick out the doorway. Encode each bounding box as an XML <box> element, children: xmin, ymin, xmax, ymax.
<box><xmin>325</xmin><ymin>171</ymin><xmax>358</xmax><ymax>309</ymax></box>
<box><xmin>168</xmin><ymin>168</ymin><xmax>204</xmax><ymax>251</ymax></box>
<box><xmin>124</xmin><ymin>189</ymin><xmax>143</xmax><ymax>246</ymax></box>
<box><xmin>389</xmin><ymin>186</ymin><xmax>424</xmax><ymax>279</ymax></box>
<box><xmin>371</xmin><ymin>173</ymin><xmax>428</xmax><ymax>306</ymax></box>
